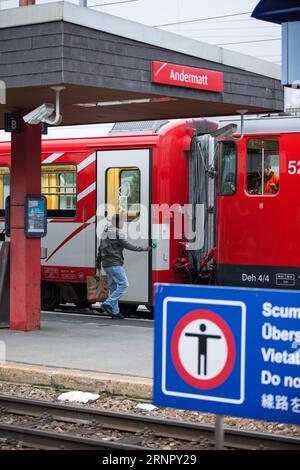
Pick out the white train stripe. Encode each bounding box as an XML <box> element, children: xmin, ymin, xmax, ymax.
<box><xmin>86</xmin><ymin>216</ymin><xmax>96</xmax><ymax>224</ymax></box>
<box><xmin>77</xmin><ymin>153</ymin><xmax>96</xmax><ymax>172</ymax></box>
<box><xmin>43</xmin><ymin>152</ymin><xmax>64</xmax><ymax>164</ymax></box>
<box><xmin>77</xmin><ymin>183</ymin><xmax>96</xmax><ymax>201</ymax></box>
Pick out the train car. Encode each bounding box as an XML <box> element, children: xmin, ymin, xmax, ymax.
<box><xmin>1</xmin><ymin>114</ymin><xmax>298</xmax><ymax>313</ymax></box>
<box><xmin>216</xmin><ymin>114</ymin><xmax>300</xmax><ymax>290</ymax></box>
<box><xmin>0</xmin><ymin>118</ymin><xmax>217</xmax><ymax>313</ymax></box>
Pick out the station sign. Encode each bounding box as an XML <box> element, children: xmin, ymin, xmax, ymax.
<box><xmin>152</xmin><ymin>61</ymin><xmax>223</xmax><ymax>93</ymax></box>
<box><xmin>24</xmin><ymin>195</ymin><xmax>47</xmax><ymax>239</ymax></box>
<box><xmin>4</xmin><ymin>113</ymin><xmax>21</xmax><ymax>133</ymax></box>
<box><xmin>154</xmin><ymin>284</ymin><xmax>300</xmax><ymax>425</ymax></box>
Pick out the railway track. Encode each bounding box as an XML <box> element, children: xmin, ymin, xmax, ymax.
<box><xmin>0</xmin><ymin>395</ymin><xmax>299</xmax><ymax>450</ymax></box>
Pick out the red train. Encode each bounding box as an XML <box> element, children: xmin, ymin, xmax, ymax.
<box><xmin>216</xmin><ymin>114</ymin><xmax>300</xmax><ymax>290</ymax></box>
<box><xmin>0</xmin><ymin>114</ymin><xmax>298</xmax><ymax>313</ymax></box>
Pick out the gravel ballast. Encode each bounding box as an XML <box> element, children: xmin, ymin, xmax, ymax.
<box><xmin>0</xmin><ymin>381</ymin><xmax>298</xmax><ymax>438</ymax></box>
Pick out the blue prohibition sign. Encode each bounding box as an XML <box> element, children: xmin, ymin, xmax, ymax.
<box><xmin>154</xmin><ymin>284</ymin><xmax>300</xmax><ymax>425</ymax></box>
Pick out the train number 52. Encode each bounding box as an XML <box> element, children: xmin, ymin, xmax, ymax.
<box><xmin>288</xmin><ymin>161</ymin><xmax>300</xmax><ymax>175</ymax></box>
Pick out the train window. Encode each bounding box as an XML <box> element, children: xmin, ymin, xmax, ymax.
<box><xmin>246</xmin><ymin>140</ymin><xmax>279</xmax><ymax>196</ymax></box>
<box><xmin>106</xmin><ymin>167</ymin><xmax>140</xmax><ymax>221</ymax></box>
<box><xmin>219</xmin><ymin>141</ymin><xmax>237</xmax><ymax>195</ymax></box>
<box><xmin>42</xmin><ymin>165</ymin><xmax>77</xmax><ymax>217</ymax></box>
<box><xmin>0</xmin><ymin>167</ymin><xmax>10</xmax><ymax>217</ymax></box>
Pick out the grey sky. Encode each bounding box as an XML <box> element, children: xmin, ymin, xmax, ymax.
<box><xmin>89</xmin><ymin>0</ymin><xmax>282</xmax><ymax>65</ymax></box>
<box><xmin>0</xmin><ymin>0</ymin><xmax>282</xmax><ymax>64</ymax></box>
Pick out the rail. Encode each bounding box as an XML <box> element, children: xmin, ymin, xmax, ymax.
<box><xmin>0</xmin><ymin>395</ymin><xmax>299</xmax><ymax>450</ymax></box>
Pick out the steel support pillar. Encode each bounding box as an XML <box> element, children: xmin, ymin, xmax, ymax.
<box><xmin>10</xmin><ymin>118</ymin><xmax>42</xmax><ymax>331</ymax></box>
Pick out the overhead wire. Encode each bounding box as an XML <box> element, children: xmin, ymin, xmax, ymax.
<box><xmin>217</xmin><ymin>38</ymin><xmax>281</xmax><ymax>46</ymax></box>
<box><xmin>165</xmin><ymin>18</ymin><xmax>275</xmax><ymax>28</ymax></box>
<box><xmin>153</xmin><ymin>11</ymin><xmax>253</xmax><ymax>27</ymax></box>
<box><xmin>89</xmin><ymin>0</ymin><xmax>139</xmax><ymax>7</ymax></box>
<box><xmin>178</xmin><ymin>26</ymin><xmax>279</xmax><ymax>32</ymax></box>
<box><xmin>191</xmin><ymin>35</ymin><xmax>281</xmax><ymax>39</ymax></box>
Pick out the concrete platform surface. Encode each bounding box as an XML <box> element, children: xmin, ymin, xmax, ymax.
<box><xmin>0</xmin><ymin>312</ymin><xmax>153</xmax><ymax>378</ymax></box>
<box><xmin>0</xmin><ymin>361</ymin><xmax>152</xmax><ymax>398</ymax></box>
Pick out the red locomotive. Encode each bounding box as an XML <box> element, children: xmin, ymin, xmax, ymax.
<box><xmin>216</xmin><ymin>114</ymin><xmax>299</xmax><ymax>290</ymax></box>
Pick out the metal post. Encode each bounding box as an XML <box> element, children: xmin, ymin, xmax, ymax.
<box><xmin>79</xmin><ymin>0</ymin><xmax>88</xmax><ymax>6</ymax></box>
<box><xmin>215</xmin><ymin>414</ymin><xmax>224</xmax><ymax>450</ymax></box>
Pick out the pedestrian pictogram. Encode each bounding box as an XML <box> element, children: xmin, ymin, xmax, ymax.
<box><xmin>185</xmin><ymin>323</ymin><xmax>221</xmax><ymax>376</ymax></box>
<box><xmin>171</xmin><ymin>310</ymin><xmax>236</xmax><ymax>389</ymax></box>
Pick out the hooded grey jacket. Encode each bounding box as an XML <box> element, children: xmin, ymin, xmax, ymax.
<box><xmin>96</xmin><ymin>225</ymin><xmax>144</xmax><ymax>268</ymax></box>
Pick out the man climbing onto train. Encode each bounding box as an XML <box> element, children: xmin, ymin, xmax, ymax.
<box><xmin>96</xmin><ymin>214</ymin><xmax>151</xmax><ymax>319</ymax></box>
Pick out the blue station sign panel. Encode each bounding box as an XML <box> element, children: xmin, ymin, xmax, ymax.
<box><xmin>24</xmin><ymin>195</ymin><xmax>47</xmax><ymax>239</ymax></box>
<box><xmin>153</xmin><ymin>284</ymin><xmax>300</xmax><ymax>425</ymax></box>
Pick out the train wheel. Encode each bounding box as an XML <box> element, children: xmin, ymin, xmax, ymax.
<box><xmin>41</xmin><ymin>282</ymin><xmax>60</xmax><ymax>311</ymax></box>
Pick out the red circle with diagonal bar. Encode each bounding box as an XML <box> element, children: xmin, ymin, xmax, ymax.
<box><xmin>171</xmin><ymin>310</ymin><xmax>235</xmax><ymax>389</ymax></box>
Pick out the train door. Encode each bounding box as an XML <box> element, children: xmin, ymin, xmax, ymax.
<box><xmin>96</xmin><ymin>149</ymin><xmax>150</xmax><ymax>303</ymax></box>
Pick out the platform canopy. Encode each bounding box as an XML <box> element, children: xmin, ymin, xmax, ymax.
<box><xmin>0</xmin><ymin>1</ymin><xmax>283</xmax><ymax>127</ymax></box>
<box><xmin>252</xmin><ymin>0</ymin><xmax>300</xmax><ymax>24</ymax></box>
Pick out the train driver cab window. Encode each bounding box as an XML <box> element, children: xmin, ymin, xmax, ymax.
<box><xmin>106</xmin><ymin>167</ymin><xmax>140</xmax><ymax>221</ymax></box>
<box><xmin>42</xmin><ymin>165</ymin><xmax>77</xmax><ymax>217</ymax></box>
<box><xmin>246</xmin><ymin>139</ymin><xmax>279</xmax><ymax>196</ymax></box>
<box><xmin>219</xmin><ymin>140</ymin><xmax>237</xmax><ymax>195</ymax></box>
<box><xmin>0</xmin><ymin>167</ymin><xmax>10</xmax><ymax>217</ymax></box>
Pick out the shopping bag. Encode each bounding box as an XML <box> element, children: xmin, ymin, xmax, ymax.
<box><xmin>86</xmin><ymin>274</ymin><xmax>109</xmax><ymax>302</ymax></box>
